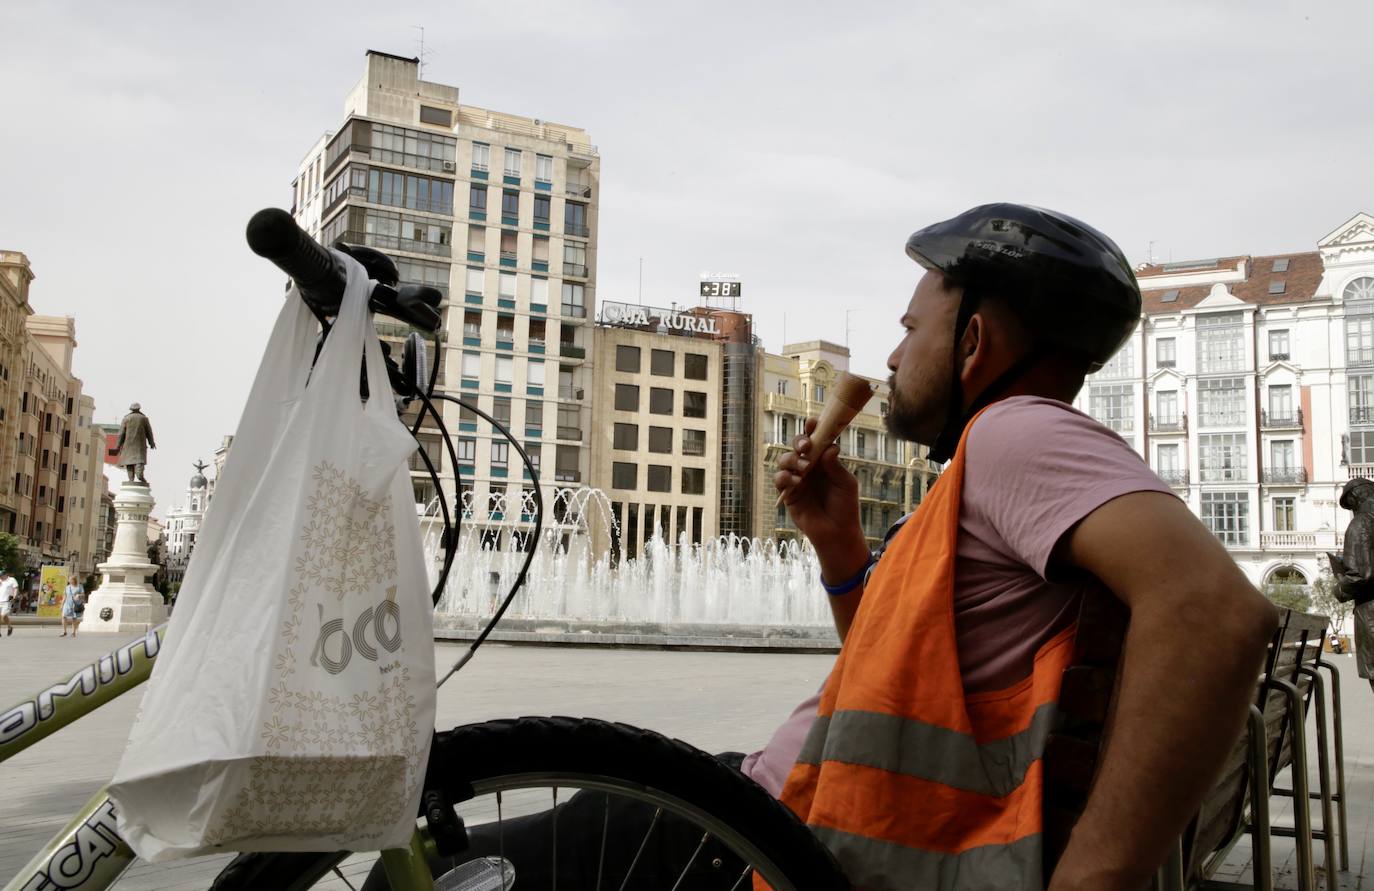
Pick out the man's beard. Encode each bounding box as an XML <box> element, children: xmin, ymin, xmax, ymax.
<box><xmin>884</xmin><ymin>373</ymin><xmax>931</xmax><ymax>444</ymax></box>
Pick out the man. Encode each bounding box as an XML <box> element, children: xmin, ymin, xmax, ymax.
<box><xmin>1328</xmin><ymin>477</ymin><xmax>1374</xmax><ymax>693</ymax></box>
<box><xmin>772</xmin><ymin>203</ymin><xmax>1277</xmax><ymax>889</ymax></box>
<box><xmin>111</xmin><ymin>402</ymin><xmax>156</xmax><ymax>484</ymax></box>
<box><xmin>0</xmin><ymin>568</ymin><xmax>17</xmax><ymax>637</ymax></box>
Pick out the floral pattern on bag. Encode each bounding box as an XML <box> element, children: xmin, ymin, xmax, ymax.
<box><xmin>205</xmin><ymin>461</ymin><xmax>423</xmax><ymax>847</ymax></box>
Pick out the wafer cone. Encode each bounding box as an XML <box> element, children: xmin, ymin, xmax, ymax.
<box><xmin>775</xmin><ymin>371</ymin><xmax>877</xmax><ymax>507</ymax></box>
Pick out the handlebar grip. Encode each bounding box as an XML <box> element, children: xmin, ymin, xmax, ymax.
<box><xmin>246</xmin><ymin>208</ymin><xmax>344</xmax><ymax>313</ymax></box>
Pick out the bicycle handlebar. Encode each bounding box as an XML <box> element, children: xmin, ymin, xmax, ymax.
<box><xmin>246</xmin><ymin>208</ymin><xmax>346</xmax><ymax>315</ymax></box>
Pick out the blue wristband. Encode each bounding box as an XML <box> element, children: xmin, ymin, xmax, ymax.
<box><xmin>821</xmin><ymin>556</ymin><xmax>875</xmax><ymax>596</ymax></box>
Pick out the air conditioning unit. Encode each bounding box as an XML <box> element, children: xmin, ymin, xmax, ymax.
<box><xmin>442</xmin><ymin>160</ymin><xmax>456</xmax><ymax>172</ymax></box>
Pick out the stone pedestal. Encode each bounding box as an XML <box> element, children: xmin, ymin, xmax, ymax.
<box><xmin>80</xmin><ymin>481</ymin><xmax>167</xmax><ymax>633</ymax></box>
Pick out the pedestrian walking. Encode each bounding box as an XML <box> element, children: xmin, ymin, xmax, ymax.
<box><xmin>60</xmin><ymin>575</ymin><xmax>84</xmax><ymax>637</ymax></box>
<box><xmin>0</xmin><ymin>568</ymin><xmax>17</xmax><ymax>637</ymax></box>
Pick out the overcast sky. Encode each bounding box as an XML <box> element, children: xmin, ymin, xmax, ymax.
<box><xmin>1</xmin><ymin>0</ymin><xmax>1370</xmax><ymax>513</ymax></box>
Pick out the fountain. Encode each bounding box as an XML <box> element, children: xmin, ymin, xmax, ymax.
<box><xmin>421</xmin><ymin>487</ymin><xmax>838</xmax><ymax>649</ymax></box>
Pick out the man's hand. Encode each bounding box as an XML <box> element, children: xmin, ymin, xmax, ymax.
<box><xmin>775</xmin><ymin>418</ymin><xmax>870</xmax><ymax>638</ymax></box>
<box><xmin>1048</xmin><ymin>492</ymin><xmax>1278</xmax><ymax>890</ymax></box>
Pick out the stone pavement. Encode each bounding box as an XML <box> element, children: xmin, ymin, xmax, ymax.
<box><xmin>2</xmin><ymin>626</ymin><xmax>1373</xmax><ymax>889</ymax></box>
<box><xmin>0</xmin><ymin>626</ymin><xmax>831</xmax><ymax>889</ymax></box>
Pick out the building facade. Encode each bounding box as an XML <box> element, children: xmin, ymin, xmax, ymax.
<box><xmin>756</xmin><ymin>340</ymin><xmax>939</xmax><ymax>549</ymax></box>
<box><xmin>296</xmin><ymin>50</ymin><xmax>600</xmax><ymax>535</ymax></box>
<box><xmin>0</xmin><ymin>251</ymin><xmax>35</xmax><ymax>535</ymax></box>
<box><xmin>164</xmin><ymin>462</ymin><xmax>212</xmax><ymax>586</ymax></box>
<box><xmin>1075</xmin><ymin>211</ymin><xmax>1374</xmax><ymax>590</ymax></box>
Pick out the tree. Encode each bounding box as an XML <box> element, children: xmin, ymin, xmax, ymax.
<box><xmin>1309</xmin><ymin>567</ymin><xmax>1352</xmax><ymax>635</ymax></box>
<box><xmin>0</xmin><ymin>533</ymin><xmax>22</xmax><ymax>579</ymax></box>
<box><xmin>1262</xmin><ymin>579</ymin><xmax>1312</xmax><ymax>614</ymax></box>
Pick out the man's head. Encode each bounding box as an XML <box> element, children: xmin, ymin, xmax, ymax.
<box><xmin>1340</xmin><ymin>478</ymin><xmax>1374</xmax><ymax>513</ymax></box>
<box><xmin>129</xmin><ymin>402</ymin><xmax>141</xmax><ymax>413</ymax></box>
<box><xmin>0</xmin><ymin>569</ymin><xmax>10</xmax><ymax>579</ymax></box>
<box><xmin>886</xmin><ymin>203</ymin><xmax>1141</xmax><ymax>460</ymax></box>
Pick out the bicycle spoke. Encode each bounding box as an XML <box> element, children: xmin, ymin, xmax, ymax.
<box><xmin>728</xmin><ymin>865</ymin><xmax>753</xmax><ymax>891</ymax></box>
<box><xmin>595</xmin><ymin>792</ymin><xmax>610</xmax><ymax>891</ymax></box>
<box><xmin>667</xmin><ymin>832</ymin><xmax>711</xmax><ymax>891</ymax></box>
<box><xmin>615</xmin><ymin>807</ymin><xmax>663</xmax><ymax>891</ymax></box>
<box><xmin>552</xmin><ymin>785</ymin><xmax>559</xmax><ymax>891</ymax></box>
<box><xmin>498</xmin><ymin>791</ymin><xmax>508</xmax><ymax>891</ymax></box>
<box><xmin>331</xmin><ymin>866</ymin><xmax>360</xmax><ymax>891</ymax></box>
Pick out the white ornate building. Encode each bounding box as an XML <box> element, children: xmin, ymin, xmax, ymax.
<box><xmin>1074</xmin><ymin>212</ymin><xmax>1374</xmax><ymax>592</ymax></box>
<box><xmin>163</xmin><ymin>460</ymin><xmax>211</xmax><ymax>586</ymax></box>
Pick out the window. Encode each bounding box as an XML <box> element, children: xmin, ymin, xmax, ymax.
<box><xmin>500</xmin><ymin>230</ymin><xmax>517</xmax><ymax>262</ymax></box>
<box><xmin>525</xmin><ymin>443</ymin><xmax>541</xmax><ymax>474</ymax></box>
<box><xmin>565</xmin><ymin>202</ymin><xmax>588</xmax><ymax>237</ymax></box>
<box><xmin>557</xmin><ymin>404</ymin><xmax>581</xmax><ymax>438</ymax></box>
<box><xmin>359</xmin><ymin>168</ymin><xmax>455</xmax><ymax>214</ymax></box>
<box><xmin>814</xmin><ymin>385</ymin><xmax>826</xmax><ymax>403</ymax></box>
<box><xmin>612</xmin><ymin>462</ymin><xmax>637</xmax><ymax>490</ymax></box>
<box><xmin>616</xmin><ymin>345</ymin><xmax>641</xmax><ymax>373</ymax></box>
<box><xmin>651</xmin><ymin>349</ymin><xmax>675</xmax><ymax>376</ymax></box>
<box><xmin>1156</xmin><ymin>337</ymin><xmax>1177</xmax><ymax>367</ymax></box>
<box><xmin>492</xmin><ymin>397</ymin><xmax>512</xmax><ymax>426</ymax></box>
<box><xmin>648</xmin><ymin>427</ymin><xmax>672</xmax><ymax>453</ymax></box>
<box><xmin>615</xmin><ymin>384</ymin><xmax>639</xmax><ymax>411</ymax></box>
<box><xmin>1198</xmin><ymin>378</ymin><xmax>1246</xmax><ymax>427</ymax></box>
<box><xmin>501</xmin><ymin>190</ymin><xmax>519</xmax><ymax>219</ymax></box>
<box><xmin>1268</xmin><ymin>282</ymin><xmax>1286</xmax><ymax>295</ymax></box>
<box><xmin>533</xmin><ymin>194</ymin><xmax>550</xmax><ymax>225</ymax></box>
<box><xmin>647</xmin><ymin>465</ymin><xmax>672</xmax><ymax>493</ymax></box>
<box><xmin>1272</xmin><ymin>258</ymin><xmax>1290</xmax><ymax>273</ymax></box>
<box><xmin>1268</xmin><ymin>329</ymin><xmax>1290</xmax><ymax>359</ymax></box>
<box><xmin>1156</xmin><ymin>390</ymin><xmax>1179</xmax><ymax>425</ymax></box>
<box><xmin>419</xmin><ymin>105</ymin><xmax>451</xmax><ymax>126</ymax></box>
<box><xmin>460</xmin><ymin>402</ymin><xmax>478</xmax><ymax>424</ymax></box>
<box><xmin>504</xmin><ymin>148</ymin><xmax>522</xmax><ymax>178</ymax></box>
<box><xmin>775</xmin><ymin>379</ymin><xmax>787</xmax><ymax>395</ymax></box>
<box><xmin>495</xmin><ymin>315</ymin><xmax>516</xmax><ymax>344</ymax></box>
<box><xmin>649</xmin><ymin>388</ymin><xmax>674</xmax><ymax>414</ymax></box>
<box><xmin>1268</xmin><ymin>385</ymin><xmax>1293</xmax><ymax>421</ymax></box>
<box><xmin>1346</xmin><ymin>315</ymin><xmax>1374</xmax><ymax>366</ymax></box>
<box><xmin>472</xmin><ymin>143</ymin><xmax>490</xmax><ymax>172</ymax></box>
<box><xmin>499</xmin><ymin>272</ymin><xmax>517</xmax><ymax>299</ymax></box>
<box><xmin>562</xmin><ymin>283</ymin><xmax>585</xmax><ymax>317</ymax></box>
<box><xmin>1089</xmin><ymin>384</ymin><xmax>1134</xmax><ymax>432</ymax></box>
<box><xmin>457</xmin><ymin>438</ymin><xmax>476</xmax><ymax>462</ymax></box>
<box><xmin>530</xmin><ymin>276</ymin><xmax>548</xmax><ymax>305</ymax></box>
<box><xmin>682</xmin><ymin>467</ymin><xmax>706</xmax><ymax>495</ymax></box>
<box><xmin>1156</xmin><ymin>443</ymin><xmax>1180</xmax><ymax>474</ymax></box>
<box><xmin>1200</xmin><ymin>492</ymin><xmax>1248</xmax><ymax>546</ymax></box>
<box><xmin>614</xmin><ymin>423</ymin><xmax>638</xmax><ymax>450</ymax></box>
<box><xmin>555</xmin><ymin>444</ymin><xmax>580</xmax><ymax>481</ymax></box>
<box><xmin>461</xmin><ymin>351</ymin><xmax>480</xmax><ymax>379</ymax></box>
<box><xmin>495</xmin><ymin>356</ymin><xmax>513</xmax><ymax>383</ymax></box>
<box><xmin>1199</xmin><ymin>434</ymin><xmax>1248</xmax><ymax>482</ymax></box>
<box><xmin>527</xmin><ymin>360</ymin><xmax>545</xmax><ymax>387</ymax></box>
<box><xmin>684</xmin><ymin>353</ymin><xmax>708</xmax><ymax>380</ymax></box>
<box><xmin>535</xmin><ymin>154</ymin><xmax>553</xmax><ymax>183</ymax></box>
<box><xmin>465</xmin><ymin>267</ymin><xmax>484</xmax><ymax>294</ymax></box>
<box><xmin>1351</xmin><ymin>431</ymin><xmax>1374</xmax><ymax>464</ymax></box>
<box><xmin>467</xmin><ymin>226</ymin><xmax>485</xmax><ymax>256</ymax></box>
<box><xmin>1346</xmin><ymin>277</ymin><xmax>1374</xmax><ymax>303</ymax></box>
<box><xmin>1350</xmin><ymin>375</ymin><xmax>1374</xmax><ymax>424</ymax></box>
<box><xmin>683</xmin><ymin>391</ymin><xmax>707</xmax><ymax>418</ymax></box>
<box><xmin>1270</xmin><ymin>440</ymin><xmax>1296</xmax><ymax>470</ymax></box>
<box><xmin>489</xmin><ymin>441</ymin><xmax>509</xmax><ymax>471</ymax></box>
<box><xmin>525</xmin><ymin>400</ymin><xmax>543</xmax><ymax>429</ymax></box>
<box><xmin>1094</xmin><ymin>340</ymin><xmax>1135</xmax><ymax>379</ymax></box>
<box><xmin>1273</xmin><ymin>497</ymin><xmax>1295</xmax><ymax>531</ymax></box>
<box><xmin>564</xmin><ymin>242</ymin><xmax>587</xmax><ymax>277</ymax></box>
<box><xmin>470</xmin><ymin>184</ymin><xmax>487</xmax><ymax>214</ymax></box>
<box><xmin>1196</xmin><ymin>312</ymin><xmax>1245</xmax><ymax>373</ymax></box>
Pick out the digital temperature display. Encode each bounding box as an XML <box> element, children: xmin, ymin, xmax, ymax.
<box><xmin>699</xmin><ymin>280</ymin><xmax>742</xmax><ymax>298</ymax></box>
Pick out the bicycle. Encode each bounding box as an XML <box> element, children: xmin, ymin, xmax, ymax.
<box><xmin>0</xmin><ymin>209</ymin><xmax>848</xmax><ymax>891</ymax></box>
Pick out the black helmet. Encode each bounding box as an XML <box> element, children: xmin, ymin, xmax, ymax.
<box><xmin>905</xmin><ymin>203</ymin><xmax>1141</xmax><ymax>462</ymax></box>
<box><xmin>906</xmin><ymin>203</ymin><xmax>1141</xmax><ymax>368</ymax></box>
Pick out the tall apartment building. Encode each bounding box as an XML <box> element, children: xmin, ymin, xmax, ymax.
<box><xmin>1074</xmin><ymin>211</ymin><xmax>1374</xmax><ymax>589</ymax></box>
<box><xmin>0</xmin><ymin>251</ymin><xmax>35</xmax><ymax>534</ymax></box>
<box><xmin>294</xmin><ymin>50</ymin><xmax>599</xmax><ymax>524</ymax></box>
<box><xmin>756</xmin><ymin>340</ymin><xmax>939</xmax><ymax>549</ymax></box>
<box><xmin>15</xmin><ymin>316</ymin><xmax>105</xmax><ymax>575</ymax></box>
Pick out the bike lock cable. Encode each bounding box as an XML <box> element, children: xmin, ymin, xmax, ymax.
<box><xmin>411</xmin><ymin>389</ymin><xmax>463</xmax><ymax>607</ymax></box>
<box><xmin>410</xmin><ymin>427</ymin><xmax>453</xmax><ymax>608</ymax></box>
<box><xmin>433</xmin><ymin>392</ymin><xmax>544</xmax><ymax>687</ymax></box>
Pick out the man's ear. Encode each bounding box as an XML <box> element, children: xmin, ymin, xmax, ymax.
<box><xmin>957</xmin><ymin>312</ymin><xmax>988</xmax><ymax>387</ymax></box>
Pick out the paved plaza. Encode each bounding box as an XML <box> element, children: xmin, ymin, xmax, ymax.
<box><xmin>2</xmin><ymin>626</ymin><xmax>1373</xmax><ymax>889</ymax></box>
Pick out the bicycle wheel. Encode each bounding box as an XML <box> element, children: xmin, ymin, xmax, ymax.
<box><xmin>210</xmin><ymin>716</ymin><xmax>848</xmax><ymax>891</ymax></box>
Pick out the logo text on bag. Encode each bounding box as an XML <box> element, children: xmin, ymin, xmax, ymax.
<box><xmin>310</xmin><ymin>585</ymin><xmax>402</xmax><ymax>674</ymax></box>
<box><xmin>0</xmin><ymin>630</ymin><xmax>161</xmax><ymax>747</ymax></box>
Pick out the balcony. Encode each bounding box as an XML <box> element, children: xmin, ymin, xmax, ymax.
<box><xmin>566</xmin><ymin>181</ymin><xmax>592</xmax><ymax>199</ymax></box>
<box><xmin>1262</xmin><ymin>468</ymin><xmax>1308</xmax><ymax>485</ymax></box>
<box><xmin>558</xmin><ymin>385</ymin><xmax>584</xmax><ymax>401</ymax></box>
<box><xmin>1157</xmin><ymin>359</ymin><xmax>1176</xmax><ymax>369</ymax></box>
<box><xmin>1198</xmin><ymin>469</ymin><xmax>1247</xmax><ymax>483</ymax></box>
<box><xmin>557</xmin><ymin>426</ymin><xmax>583</xmax><ymax>441</ymax></box>
<box><xmin>559</xmin><ymin>343</ymin><xmax>586</xmax><ymax>360</ymax></box>
<box><xmin>1156</xmin><ymin>469</ymin><xmax>1189</xmax><ymax>487</ymax></box>
<box><xmin>342</xmin><ymin>229</ymin><xmax>451</xmax><ymax>258</ymax></box>
<box><xmin>563</xmin><ymin>263</ymin><xmax>587</xmax><ymax>278</ymax></box>
<box><xmin>1269</xmin><ymin>352</ymin><xmax>1291</xmax><ymax>362</ymax></box>
<box><xmin>1350</xmin><ymin>464</ymin><xmax>1374</xmax><ymax>480</ymax></box>
<box><xmin>1351</xmin><ymin>406</ymin><xmax>1374</xmax><ymax>424</ymax></box>
<box><xmin>1149</xmin><ymin>412</ymin><xmax>1188</xmax><ymax>434</ymax></box>
<box><xmin>849</xmin><ymin>445</ymin><xmax>880</xmax><ymax>460</ymax></box>
<box><xmin>1259</xmin><ymin>530</ymin><xmax>1343</xmax><ymax>551</ymax></box>
<box><xmin>555</xmin><ymin>470</ymin><xmax>582</xmax><ymax>483</ymax></box>
<box><xmin>565</xmin><ymin>222</ymin><xmax>590</xmax><ymax>239</ymax></box>
<box><xmin>1261</xmin><ymin>407</ymin><xmax>1303</xmax><ymax>431</ymax></box>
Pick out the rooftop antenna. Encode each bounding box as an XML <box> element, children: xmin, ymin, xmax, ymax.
<box><xmin>1148</xmin><ymin>240</ymin><xmax>1157</xmax><ymax>265</ymax></box>
<box><xmin>845</xmin><ymin>309</ymin><xmax>859</xmax><ymax>350</ymax></box>
<box><xmin>413</xmin><ymin>25</ymin><xmax>433</xmax><ymax>79</ymax></box>
<box><xmin>638</xmin><ymin>257</ymin><xmax>643</xmax><ymax>303</ymax></box>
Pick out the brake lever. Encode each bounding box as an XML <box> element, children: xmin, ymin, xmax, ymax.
<box><xmin>367</xmin><ymin>283</ymin><xmax>442</xmax><ymax>332</ymax></box>
<box><xmin>334</xmin><ymin>241</ymin><xmax>399</xmax><ymax>285</ymax></box>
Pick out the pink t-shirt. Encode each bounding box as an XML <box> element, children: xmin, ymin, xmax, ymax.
<box><xmin>740</xmin><ymin>395</ymin><xmax>1173</xmax><ymax>796</ymax></box>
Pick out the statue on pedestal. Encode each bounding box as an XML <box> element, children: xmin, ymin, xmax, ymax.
<box><xmin>111</xmin><ymin>403</ymin><xmax>156</xmax><ymax>484</ymax></box>
<box><xmin>1326</xmin><ymin>477</ymin><xmax>1374</xmax><ymax>693</ymax></box>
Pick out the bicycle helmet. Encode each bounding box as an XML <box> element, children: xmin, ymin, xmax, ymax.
<box><xmin>905</xmin><ymin>203</ymin><xmax>1141</xmax><ymax>461</ymax></box>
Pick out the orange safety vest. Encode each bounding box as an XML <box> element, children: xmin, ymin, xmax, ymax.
<box><xmin>775</xmin><ymin>411</ymin><xmax>1077</xmax><ymax>890</ymax></box>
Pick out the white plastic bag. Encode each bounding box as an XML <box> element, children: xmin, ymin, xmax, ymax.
<box><xmin>109</xmin><ymin>252</ymin><xmax>435</xmax><ymax>861</ymax></box>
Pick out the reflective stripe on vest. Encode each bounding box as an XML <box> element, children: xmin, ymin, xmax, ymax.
<box><xmin>772</xmin><ymin>408</ymin><xmax>1076</xmax><ymax>890</ymax></box>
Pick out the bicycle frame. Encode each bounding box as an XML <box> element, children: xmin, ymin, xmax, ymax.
<box><xmin>0</xmin><ymin>628</ymin><xmax>436</xmax><ymax>891</ymax></box>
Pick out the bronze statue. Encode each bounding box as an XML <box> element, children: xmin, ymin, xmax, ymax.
<box><xmin>110</xmin><ymin>402</ymin><xmax>156</xmax><ymax>484</ymax></box>
<box><xmin>1327</xmin><ymin>476</ymin><xmax>1374</xmax><ymax>692</ymax></box>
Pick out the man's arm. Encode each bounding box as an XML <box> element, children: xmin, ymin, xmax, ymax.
<box><xmin>145</xmin><ymin>421</ymin><xmax>156</xmax><ymax>450</ymax></box>
<box><xmin>1048</xmin><ymin>492</ymin><xmax>1277</xmax><ymax>891</ymax></box>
